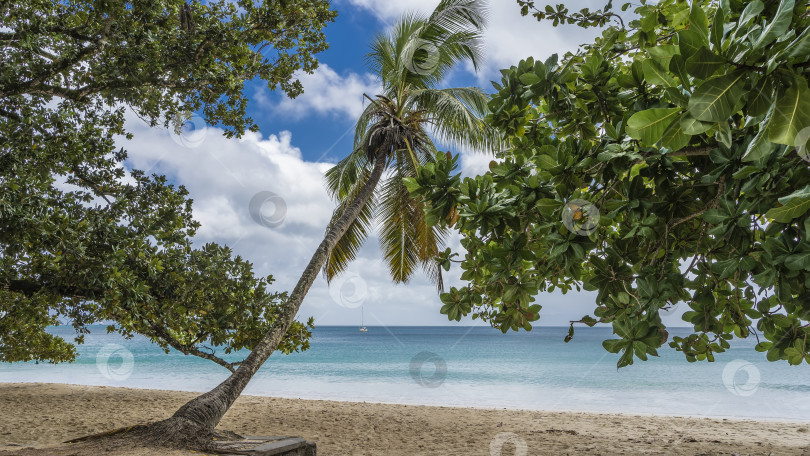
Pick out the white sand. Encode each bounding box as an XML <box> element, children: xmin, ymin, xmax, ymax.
<box><xmin>0</xmin><ymin>383</ymin><xmax>807</xmax><ymax>455</ymax></box>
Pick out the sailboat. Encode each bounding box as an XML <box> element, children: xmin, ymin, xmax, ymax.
<box><xmin>359</xmin><ymin>305</ymin><xmax>368</xmax><ymax>332</ymax></box>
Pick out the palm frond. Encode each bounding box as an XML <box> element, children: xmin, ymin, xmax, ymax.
<box><xmin>323</xmin><ymin>162</ymin><xmax>377</xmax><ymax>281</ymax></box>
<box><xmin>353</xmin><ymin>101</ymin><xmax>380</xmax><ymax>154</ymax></box>
<box><xmin>324</xmin><ymin>148</ymin><xmax>371</xmax><ymax>201</ymax></box>
<box><xmin>366</xmin><ymin>32</ymin><xmax>399</xmax><ymax>91</ymax></box>
<box><xmin>376</xmin><ymin>157</ymin><xmax>447</xmax><ymax>288</ymax></box>
<box><xmin>322</xmin><ymin>193</ymin><xmax>377</xmax><ymax>282</ymax></box>
<box><xmin>365</xmin><ymin>0</ymin><xmax>487</xmax><ymax>97</ymax></box>
<box><xmin>367</xmin><ymin>13</ymin><xmax>427</xmax><ymax>93</ymax></box>
<box><xmin>429</xmin><ymin>0</ymin><xmax>488</xmax><ymax>34</ymax></box>
<box><xmin>409</xmin><ymin>87</ymin><xmax>502</xmax><ymax>152</ymax></box>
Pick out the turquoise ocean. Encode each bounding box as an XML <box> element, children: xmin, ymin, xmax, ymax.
<box><xmin>1</xmin><ymin>325</ymin><xmax>808</xmax><ymax>421</ymax></box>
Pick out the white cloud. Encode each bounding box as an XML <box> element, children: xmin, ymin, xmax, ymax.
<box><xmin>119</xmin><ymin>114</ymin><xmax>488</xmax><ymax>327</ymax></box>
<box><xmin>268</xmin><ymin>64</ymin><xmax>381</xmax><ymax>119</ymax></box>
<box><xmin>344</xmin><ymin>0</ymin><xmax>437</xmax><ymax>21</ymax></box>
<box><xmin>460</xmin><ymin>151</ymin><xmax>495</xmax><ymax>176</ymax></box>
<box><xmin>475</xmin><ymin>1</ymin><xmax>604</xmax><ymax>81</ymax></box>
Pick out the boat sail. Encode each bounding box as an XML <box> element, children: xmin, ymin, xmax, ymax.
<box><xmin>359</xmin><ymin>305</ymin><xmax>368</xmax><ymax>332</ymax></box>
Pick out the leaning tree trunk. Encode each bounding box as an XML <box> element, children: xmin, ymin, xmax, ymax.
<box><xmin>151</xmin><ymin>151</ymin><xmax>388</xmax><ymax>441</ymax></box>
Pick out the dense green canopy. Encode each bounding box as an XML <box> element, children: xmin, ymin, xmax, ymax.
<box><xmin>0</xmin><ymin>0</ymin><xmax>336</xmax><ymax>367</ymax></box>
<box><xmin>407</xmin><ymin>0</ymin><xmax>810</xmax><ymax>367</ymax></box>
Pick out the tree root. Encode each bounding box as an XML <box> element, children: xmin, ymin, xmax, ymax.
<box><xmin>61</xmin><ymin>417</ymin><xmax>244</xmax><ymax>453</ymax></box>
<box><xmin>64</xmin><ymin>424</ymin><xmax>148</xmax><ymax>443</ymax></box>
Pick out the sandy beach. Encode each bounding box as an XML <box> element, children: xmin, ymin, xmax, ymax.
<box><xmin>0</xmin><ymin>383</ymin><xmax>808</xmax><ymax>455</ymax></box>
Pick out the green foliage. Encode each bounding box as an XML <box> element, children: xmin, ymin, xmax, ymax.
<box><xmin>517</xmin><ymin>1</ymin><xmax>628</xmax><ymax>28</ymax></box>
<box><xmin>409</xmin><ymin>0</ymin><xmax>810</xmax><ymax>367</ymax></box>
<box><xmin>0</xmin><ymin>0</ymin><xmax>335</xmax><ymax>366</ymax></box>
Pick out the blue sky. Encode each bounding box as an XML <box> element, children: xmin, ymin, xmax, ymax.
<box><xmin>121</xmin><ymin>0</ymin><xmax>688</xmax><ymax>329</ymax></box>
<box><xmin>249</xmin><ymin>0</ymin><xmax>491</xmax><ymax>165</ymax></box>
<box><xmin>247</xmin><ymin>2</ymin><xmax>380</xmax><ymax>162</ymax></box>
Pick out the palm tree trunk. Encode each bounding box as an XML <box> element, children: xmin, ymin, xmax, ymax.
<box><xmin>166</xmin><ymin>151</ymin><xmax>387</xmax><ymax>433</ymax></box>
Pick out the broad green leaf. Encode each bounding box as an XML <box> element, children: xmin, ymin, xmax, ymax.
<box><xmin>738</xmin><ymin>0</ymin><xmax>765</xmax><ymax>27</ymax></box>
<box><xmin>769</xmin><ymin>79</ymin><xmax>810</xmax><ymax>146</ymax></box>
<box><xmin>634</xmin><ymin>341</ymin><xmax>649</xmax><ymax>361</ymax></box>
<box><xmin>661</xmin><ymin>114</ymin><xmax>691</xmax><ymax>151</ymax></box>
<box><xmin>617</xmin><ymin>73</ymin><xmax>637</xmax><ymax>89</ymax></box>
<box><xmin>643</xmin><ymin>60</ymin><xmax>676</xmax><ymax>87</ymax></box>
<box><xmin>535</xmin><ymin>154</ymin><xmax>556</xmax><ymax>170</ymax></box>
<box><xmin>784</xmin><ymin>26</ymin><xmax>810</xmax><ymax>59</ymax></box>
<box><xmin>602</xmin><ymin>339</ymin><xmax>623</xmax><ymax>353</ymax></box>
<box><xmin>669</xmin><ymin>54</ymin><xmax>690</xmax><ymax>86</ymax></box>
<box><xmin>685</xmin><ymin>47</ymin><xmax>726</xmax><ymax>79</ymax></box>
<box><xmin>711</xmin><ymin>258</ymin><xmax>738</xmax><ymax>279</ymax></box>
<box><xmin>702</xmin><ymin>209</ymin><xmax>729</xmax><ymax>224</ymax></box>
<box><xmin>711</xmin><ymin>7</ymin><xmax>725</xmax><ymax>51</ymax></box>
<box><xmin>785</xmin><ymin>347</ymin><xmax>805</xmax><ymax>365</ymax></box>
<box><xmin>716</xmin><ymin>121</ymin><xmax>732</xmax><ymax>148</ymax></box>
<box><xmin>688</xmin><ymin>71</ymin><xmax>747</xmax><ymax>122</ymax></box>
<box><xmin>743</xmin><ymin>106</ymin><xmax>777</xmax><ymax>161</ymax></box>
<box><xmin>732</xmin><ymin>165</ymin><xmax>760</xmax><ymax>180</ymax></box>
<box><xmin>519</xmin><ymin>72</ymin><xmax>541</xmax><ymax>85</ymax></box>
<box><xmin>533</xmin><ymin>60</ymin><xmax>547</xmax><ymax>79</ymax></box>
<box><xmin>680</xmin><ymin>113</ymin><xmax>713</xmax><ymax>135</ymax></box>
<box><xmin>605</xmin><ymin>123</ymin><xmax>618</xmax><ymax>140</ymax></box>
<box><xmin>402</xmin><ymin>177</ymin><xmax>421</xmax><ymax>193</ymax></box>
<box><xmin>618</xmin><ymin>347</ymin><xmax>635</xmax><ymax>367</ymax></box>
<box><xmin>805</xmin><ymin>216</ymin><xmax>810</xmax><ymax>241</ymax></box>
<box><xmin>689</xmin><ymin>2</ymin><xmax>710</xmax><ymax>46</ymax></box>
<box><xmin>627</xmin><ymin>108</ymin><xmax>682</xmax><ymax>146</ymax></box>
<box><xmin>647</xmin><ymin>45</ymin><xmax>680</xmax><ymax>67</ymax></box>
<box><xmin>746</xmin><ymin>77</ymin><xmax>774</xmax><ymax>117</ymax></box>
<box><xmin>766</xmin><ymin>348</ymin><xmax>781</xmax><ymax>362</ymax></box>
<box><xmin>665</xmin><ymin>87</ymin><xmax>689</xmax><ymax>106</ymax></box>
<box><xmin>766</xmin><ymin>186</ymin><xmax>810</xmax><ymax>223</ymax></box>
<box><xmin>538</xmin><ymin>145</ymin><xmax>558</xmax><ymax>160</ymax></box>
<box><xmin>631</xmin><ymin>60</ymin><xmax>644</xmax><ymax>84</ymax></box>
<box><xmin>678</xmin><ymin>29</ymin><xmax>704</xmax><ymax>59</ymax></box>
<box><xmin>730</xmin><ymin>24</ymin><xmax>763</xmax><ymax>60</ymax></box>
<box><xmin>535</xmin><ymin>198</ymin><xmax>561</xmax><ymax>217</ymax></box>
<box><xmin>640</xmin><ymin>11</ymin><xmax>658</xmax><ymax>32</ymax></box>
<box><xmin>580</xmin><ymin>54</ymin><xmax>604</xmax><ymax>77</ymax></box>
<box><xmin>784</xmin><ymin>252</ymin><xmax>810</xmax><ymax>271</ymax></box>
<box><xmin>669</xmin><ymin>3</ymin><xmax>691</xmax><ymax>27</ymax></box>
<box><xmin>753</xmin><ymin>0</ymin><xmax>794</xmax><ymax>50</ymax></box>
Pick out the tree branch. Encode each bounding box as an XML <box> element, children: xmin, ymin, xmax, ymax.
<box><xmin>148</xmin><ymin>325</ymin><xmax>239</xmax><ymax>373</ymax></box>
<box><xmin>3</xmin><ymin>279</ymin><xmax>240</xmax><ymax>373</ymax></box>
<box><xmin>668</xmin><ymin>146</ymin><xmax>714</xmax><ymax>157</ymax></box>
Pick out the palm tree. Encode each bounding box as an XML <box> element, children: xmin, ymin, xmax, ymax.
<box><xmin>147</xmin><ymin>0</ymin><xmax>498</xmax><ymax>444</ymax></box>
<box><xmin>323</xmin><ymin>0</ymin><xmax>498</xmax><ymax>287</ymax></box>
